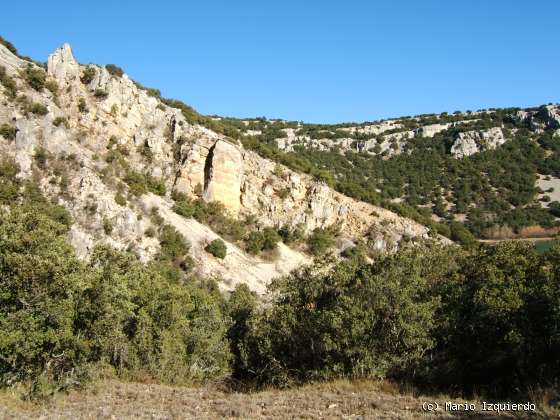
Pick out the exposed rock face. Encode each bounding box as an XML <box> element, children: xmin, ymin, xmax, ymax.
<box><xmin>0</xmin><ymin>42</ymin><xmax>443</xmax><ymax>292</ymax></box>
<box><xmin>544</xmin><ymin>105</ymin><xmax>560</xmax><ymax>129</ymax></box>
<box><xmin>47</xmin><ymin>43</ymin><xmax>80</xmax><ymax>83</ymax></box>
<box><xmin>203</xmin><ymin>140</ymin><xmax>243</xmax><ymax>215</ymax></box>
<box><xmin>451</xmin><ymin>127</ymin><xmax>506</xmax><ymax>158</ymax></box>
<box><xmin>514</xmin><ymin>105</ymin><xmax>560</xmax><ymax>132</ymax></box>
<box><xmin>338</xmin><ymin>120</ymin><xmax>403</xmax><ymax>136</ymax></box>
<box><xmin>415</xmin><ymin>123</ymin><xmax>450</xmax><ymax>138</ymax></box>
<box><xmin>0</xmin><ymin>44</ymin><xmax>23</xmax><ymax>72</ymax></box>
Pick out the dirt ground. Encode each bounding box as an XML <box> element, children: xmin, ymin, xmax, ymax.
<box><xmin>0</xmin><ymin>379</ymin><xmax>554</xmax><ymax>419</ymax></box>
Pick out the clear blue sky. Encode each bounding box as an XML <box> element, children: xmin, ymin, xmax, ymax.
<box><xmin>3</xmin><ymin>1</ymin><xmax>558</xmax><ymax>123</ymax></box>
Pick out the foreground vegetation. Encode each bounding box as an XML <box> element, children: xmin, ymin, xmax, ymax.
<box><xmin>0</xmin><ymin>158</ymin><xmax>558</xmax><ymax>410</ymax></box>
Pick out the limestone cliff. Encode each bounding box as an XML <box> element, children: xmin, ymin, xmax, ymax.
<box><xmin>0</xmin><ymin>42</ymin><xmax>438</xmax><ymax>292</ymax></box>
<box><xmin>450</xmin><ymin>127</ymin><xmax>506</xmax><ymax>158</ymax></box>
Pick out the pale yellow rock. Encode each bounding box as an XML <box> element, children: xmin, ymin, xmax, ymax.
<box><xmin>203</xmin><ymin>140</ymin><xmax>243</xmax><ymax>215</ymax></box>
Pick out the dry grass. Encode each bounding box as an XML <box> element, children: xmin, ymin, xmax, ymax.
<box><xmin>0</xmin><ymin>379</ymin><xmax>555</xmax><ymax>419</ymax></box>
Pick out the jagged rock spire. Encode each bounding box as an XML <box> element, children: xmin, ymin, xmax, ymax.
<box><xmin>47</xmin><ymin>43</ymin><xmax>80</xmax><ymax>83</ymax></box>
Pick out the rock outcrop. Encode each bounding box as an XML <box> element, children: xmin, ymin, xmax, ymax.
<box><xmin>203</xmin><ymin>140</ymin><xmax>243</xmax><ymax>215</ymax></box>
<box><xmin>451</xmin><ymin>127</ymin><xmax>506</xmax><ymax>158</ymax></box>
<box><xmin>415</xmin><ymin>123</ymin><xmax>450</xmax><ymax>138</ymax></box>
<box><xmin>47</xmin><ymin>43</ymin><xmax>80</xmax><ymax>83</ymax></box>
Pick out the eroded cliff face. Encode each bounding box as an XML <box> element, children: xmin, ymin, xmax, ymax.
<box><xmin>450</xmin><ymin>127</ymin><xmax>506</xmax><ymax>158</ymax></box>
<box><xmin>0</xmin><ymin>42</ymin><xmax>437</xmax><ymax>291</ymax></box>
<box><xmin>203</xmin><ymin>140</ymin><xmax>243</xmax><ymax>215</ymax></box>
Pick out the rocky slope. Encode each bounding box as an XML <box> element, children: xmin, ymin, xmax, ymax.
<box><xmin>0</xmin><ymin>43</ymin><xmax>436</xmax><ymax>292</ymax></box>
<box><xmin>242</xmin><ymin>105</ymin><xmax>560</xmax><ymax>159</ymax></box>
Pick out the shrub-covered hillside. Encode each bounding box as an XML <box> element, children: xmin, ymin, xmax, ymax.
<box><xmin>228</xmin><ymin>106</ymin><xmax>560</xmax><ymax>240</ymax></box>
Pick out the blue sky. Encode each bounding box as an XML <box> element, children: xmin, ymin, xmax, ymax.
<box><xmin>2</xmin><ymin>1</ymin><xmax>558</xmax><ymax>123</ymax></box>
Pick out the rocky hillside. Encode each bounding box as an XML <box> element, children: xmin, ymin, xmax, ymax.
<box><xmin>241</xmin><ymin>106</ymin><xmax>560</xmax><ymax>159</ymax></box>
<box><xmin>0</xmin><ymin>42</ymin><xmax>435</xmax><ymax>293</ymax></box>
<box><xmin>230</xmin><ymin>102</ymin><xmax>560</xmax><ymax>240</ymax></box>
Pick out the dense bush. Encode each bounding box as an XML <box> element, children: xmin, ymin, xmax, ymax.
<box><xmin>114</xmin><ymin>193</ymin><xmax>126</xmax><ymax>206</ymax></box>
<box><xmin>21</xmin><ymin>64</ymin><xmax>46</xmax><ymax>91</ymax></box>
<box><xmin>105</xmin><ymin>64</ymin><xmax>124</xmax><ymax>77</ymax></box>
<box><xmin>34</xmin><ymin>146</ymin><xmax>48</xmax><ymax>169</ymax></box>
<box><xmin>80</xmin><ymin>66</ymin><xmax>96</xmax><ymax>85</ymax></box>
<box><xmin>123</xmin><ymin>170</ymin><xmax>166</xmax><ymax>197</ymax></box>
<box><xmin>205</xmin><ymin>238</ymin><xmax>227</xmax><ymax>259</ymax></box>
<box><xmin>424</xmin><ymin>241</ymin><xmax>560</xmax><ymax>396</ymax></box>
<box><xmin>158</xmin><ymin>224</ymin><xmax>190</xmax><ymax>262</ymax></box>
<box><xmin>77</xmin><ymin>98</ymin><xmax>88</xmax><ymax>113</ymax></box>
<box><xmin>0</xmin><ymin>66</ymin><xmax>18</xmax><ymax>99</ymax></box>
<box><xmin>52</xmin><ymin>117</ymin><xmax>68</xmax><ymax>128</ymax></box>
<box><xmin>0</xmin><ymin>167</ymin><xmax>231</xmax><ymax>396</ymax></box>
<box><xmin>0</xmin><ymin>206</ymin><xmax>88</xmax><ymax>391</ymax></box>
<box><xmin>45</xmin><ymin>79</ymin><xmax>58</xmax><ymax>96</ymax></box>
<box><xmin>278</xmin><ymin>223</ymin><xmax>305</xmax><ymax>245</ymax></box>
<box><xmin>307</xmin><ymin>227</ymin><xmax>336</xmax><ymax>255</ymax></box>
<box><xmin>93</xmin><ymin>89</ymin><xmax>108</xmax><ymax>99</ymax></box>
<box><xmin>245</xmin><ymin>231</ymin><xmax>265</xmax><ymax>255</ymax></box>
<box><xmin>0</xmin><ymin>123</ymin><xmax>16</xmax><ymax>140</ymax></box>
<box><xmin>1</xmin><ymin>167</ymin><xmax>559</xmax><ymax>401</ymax></box>
<box><xmin>227</xmin><ymin>240</ymin><xmax>560</xmax><ymax>398</ymax></box>
<box><xmin>29</xmin><ymin>102</ymin><xmax>48</xmax><ymax>116</ymax></box>
<box><xmin>233</xmin><ymin>247</ymin><xmax>443</xmax><ymax>386</ymax></box>
<box><xmin>226</xmin><ymin>284</ymin><xmax>258</xmax><ymax>379</ymax></box>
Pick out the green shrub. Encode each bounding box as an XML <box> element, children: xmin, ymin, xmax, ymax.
<box><xmin>122</xmin><ymin>171</ymin><xmax>166</xmax><ymax>197</ymax></box>
<box><xmin>427</xmin><ymin>241</ymin><xmax>560</xmax><ymax>395</ymax></box>
<box><xmin>114</xmin><ymin>193</ymin><xmax>126</xmax><ymax>206</ymax></box>
<box><xmin>77</xmin><ymin>98</ymin><xmax>88</xmax><ymax>113</ymax></box>
<box><xmin>52</xmin><ymin>117</ymin><xmax>68</xmax><ymax>128</ymax></box>
<box><xmin>21</xmin><ymin>64</ymin><xmax>45</xmax><ymax>91</ymax></box>
<box><xmin>146</xmin><ymin>175</ymin><xmax>166</xmax><ymax>196</ymax></box>
<box><xmin>307</xmin><ymin>228</ymin><xmax>336</xmax><ymax>255</ymax></box>
<box><xmin>262</xmin><ymin>227</ymin><xmax>281</xmax><ymax>251</ymax></box>
<box><xmin>93</xmin><ymin>89</ymin><xmax>108</xmax><ymax>100</ymax></box>
<box><xmin>0</xmin><ymin>66</ymin><xmax>17</xmax><ymax>99</ymax></box>
<box><xmin>45</xmin><ymin>79</ymin><xmax>58</xmax><ymax>95</ymax></box>
<box><xmin>34</xmin><ymin>146</ymin><xmax>48</xmax><ymax>169</ymax></box>
<box><xmin>0</xmin><ymin>123</ymin><xmax>16</xmax><ymax>140</ymax></box>
<box><xmin>205</xmin><ymin>238</ymin><xmax>227</xmax><ymax>259</ymax></box>
<box><xmin>0</xmin><ymin>168</ymin><xmax>231</xmax><ymax>393</ymax></box>
<box><xmin>158</xmin><ymin>225</ymin><xmax>190</xmax><ymax>261</ymax></box>
<box><xmin>235</xmin><ymin>247</ymin><xmax>440</xmax><ymax>385</ymax></box>
<box><xmin>29</xmin><ymin>102</ymin><xmax>48</xmax><ymax>116</ymax></box>
<box><xmin>0</xmin><ymin>159</ymin><xmax>21</xmax><ymax>204</ymax></box>
<box><xmin>278</xmin><ymin>224</ymin><xmax>305</xmax><ymax>245</ymax></box>
<box><xmin>105</xmin><ymin>64</ymin><xmax>124</xmax><ymax>77</ymax></box>
<box><xmin>226</xmin><ymin>284</ymin><xmax>258</xmax><ymax>378</ymax></box>
<box><xmin>449</xmin><ymin>222</ymin><xmax>476</xmax><ymax>245</ymax></box>
<box><xmin>0</xmin><ymin>207</ymin><xmax>90</xmax><ymax>391</ymax></box>
<box><xmin>103</xmin><ymin>217</ymin><xmax>113</xmax><ymax>234</ymax></box>
<box><xmin>80</xmin><ymin>66</ymin><xmax>96</xmax><ymax>85</ymax></box>
<box><xmin>245</xmin><ymin>231</ymin><xmax>265</xmax><ymax>254</ymax></box>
